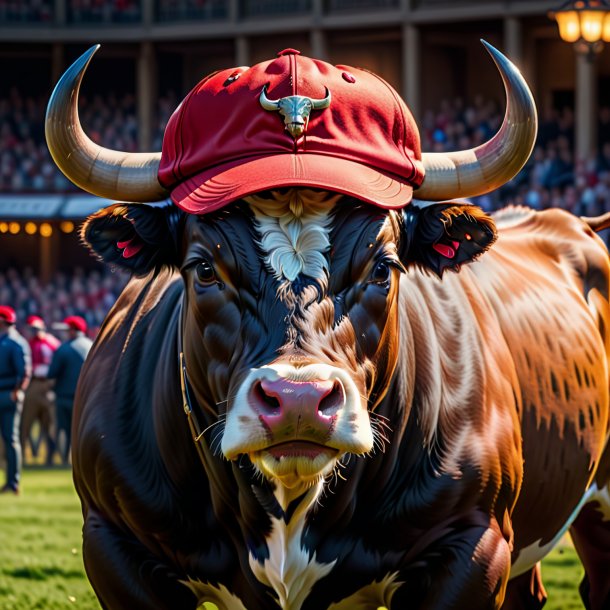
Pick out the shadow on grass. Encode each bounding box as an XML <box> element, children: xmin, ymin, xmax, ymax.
<box><xmin>4</xmin><ymin>566</ymin><xmax>84</xmax><ymax>580</ymax></box>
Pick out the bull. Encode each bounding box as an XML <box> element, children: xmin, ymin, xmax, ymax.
<box><xmin>46</xmin><ymin>43</ymin><xmax>610</xmax><ymax>610</ymax></box>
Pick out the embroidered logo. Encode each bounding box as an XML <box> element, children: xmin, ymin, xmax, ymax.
<box><xmin>259</xmin><ymin>85</ymin><xmax>331</xmax><ymax>139</ymax></box>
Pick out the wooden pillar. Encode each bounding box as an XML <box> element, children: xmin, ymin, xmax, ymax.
<box><xmin>142</xmin><ymin>0</ymin><xmax>154</xmax><ymax>26</ymax></box>
<box><xmin>311</xmin><ymin>0</ymin><xmax>326</xmax><ymax>60</ymax></box>
<box><xmin>236</xmin><ymin>36</ymin><xmax>250</xmax><ymax>67</ymax></box>
<box><xmin>51</xmin><ymin>43</ymin><xmax>64</xmax><ymax>87</ymax></box>
<box><xmin>54</xmin><ymin>0</ymin><xmax>66</xmax><ymax>24</ymax></box>
<box><xmin>39</xmin><ymin>229</ymin><xmax>60</xmax><ymax>284</ymax></box>
<box><xmin>137</xmin><ymin>41</ymin><xmax>156</xmax><ymax>151</ymax></box>
<box><xmin>503</xmin><ymin>17</ymin><xmax>523</xmax><ymax>67</ymax></box>
<box><xmin>228</xmin><ymin>0</ymin><xmax>239</xmax><ymax>22</ymax></box>
<box><xmin>575</xmin><ymin>53</ymin><xmax>597</xmax><ymax>161</ymax></box>
<box><xmin>311</xmin><ymin>29</ymin><xmax>327</xmax><ymax>61</ymax></box>
<box><xmin>402</xmin><ymin>23</ymin><xmax>421</xmax><ymax>124</ymax></box>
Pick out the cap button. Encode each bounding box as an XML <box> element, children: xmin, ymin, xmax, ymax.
<box><xmin>277</xmin><ymin>48</ymin><xmax>301</xmax><ymax>57</ymax></box>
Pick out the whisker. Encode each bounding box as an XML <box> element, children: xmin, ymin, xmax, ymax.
<box><xmin>201</xmin><ymin>417</ymin><xmax>225</xmax><ymax>436</ymax></box>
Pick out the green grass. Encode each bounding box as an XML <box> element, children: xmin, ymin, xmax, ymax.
<box><xmin>0</xmin><ymin>469</ymin><xmax>587</xmax><ymax>609</ymax></box>
<box><xmin>542</xmin><ymin>539</ymin><xmax>584</xmax><ymax>610</ymax></box>
<box><xmin>0</xmin><ymin>469</ymin><xmax>99</xmax><ymax>609</ymax></box>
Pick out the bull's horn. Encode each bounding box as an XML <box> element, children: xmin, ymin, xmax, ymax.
<box><xmin>415</xmin><ymin>40</ymin><xmax>537</xmax><ymax>201</ymax></box>
<box><xmin>259</xmin><ymin>85</ymin><xmax>281</xmax><ymax>111</ymax></box>
<box><xmin>311</xmin><ymin>87</ymin><xmax>331</xmax><ymax>110</ymax></box>
<box><xmin>45</xmin><ymin>45</ymin><xmax>168</xmax><ymax>202</ymax></box>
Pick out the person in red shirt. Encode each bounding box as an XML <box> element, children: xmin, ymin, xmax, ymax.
<box><xmin>22</xmin><ymin>316</ymin><xmax>60</xmax><ymax>465</ymax></box>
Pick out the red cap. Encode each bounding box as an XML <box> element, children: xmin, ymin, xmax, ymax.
<box><xmin>159</xmin><ymin>49</ymin><xmax>424</xmax><ymax>214</ymax></box>
<box><xmin>0</xmin><ymin>306</ymin><xmax>16</xmax><ymax>324</ymax></box>
<box><xmin>26</xmin><ymin>315</ymin><xmax>46</xmax><ymax>330</ymax></box>
<box><xmin>56</xmin><ymin>315</ymin><xmax>87</xmax><ymax>333</ymax></box>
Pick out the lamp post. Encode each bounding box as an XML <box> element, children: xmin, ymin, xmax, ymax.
<box><xmin>550</xmin><ymin>0</ymin><xmax>610</xmax><ymax>60</ymax></box>
<box><xmin>550</xmin><ymin>0</ymin><xmax>610</xmax><ymax>160</ymax></box>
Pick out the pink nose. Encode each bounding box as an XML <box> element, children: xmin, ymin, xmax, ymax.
<box><xmin>250</xmin><ymin>377</ymin><xmax>344</xmax><ymax>428</ymax></box>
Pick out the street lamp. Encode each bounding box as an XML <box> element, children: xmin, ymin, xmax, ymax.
<box><xmin>550</xmin><ymin>0</ymin><xmax>610</xmax><ymax>58</ymax></box>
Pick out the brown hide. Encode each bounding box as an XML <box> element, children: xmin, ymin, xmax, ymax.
<box><xmin>72</xmin><ymin>202</ymin><xmax>610</xmax><ymax>610</ymax></box>
<box><xmin>470</xmin><ymin>207</ymin><xmax>610</xmax><ymax>558</ymax></box>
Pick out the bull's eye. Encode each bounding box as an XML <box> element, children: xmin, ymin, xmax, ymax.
<box><xmin>371</xmin><ymin>260</ymin><xmax>391</xmax><ymax>285</ymax></box>
<box><xmin>195</xmin><ymin>260</ymin><xmax>216</xmax><ymax>286</ymax></box>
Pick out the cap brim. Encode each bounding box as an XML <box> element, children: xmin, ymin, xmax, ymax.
<box><xmin>170</xmin><ymin>154</ymin><xmax>414</xmax><ymax>214</ymax></box>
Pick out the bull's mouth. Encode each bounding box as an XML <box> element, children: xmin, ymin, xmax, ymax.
<box><xmin>265</xmin><ymin>440</ymin><xmax>337</xmax><ymax>460</ymax></box>
<box><xmin>251</xmin><ymin>441</ymin><xmax>339</xmax><ymax>488</ymax></box>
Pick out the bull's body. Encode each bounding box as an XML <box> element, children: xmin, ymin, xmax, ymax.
<box><xmin>74</xmin><ymin>205</ymin><xmax>610</xmax><ymax>610</ymax></box>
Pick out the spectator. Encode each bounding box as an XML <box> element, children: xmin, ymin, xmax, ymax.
<box><xmin>0</xmin><ymin>305</ymin><xmax>31</xmax><ymax>494</ymax></box>
<box><xmin>0</xmin><ymin>267</ymin><xmax>128</xmax><ymax>335</ymax></box>
<box><xmin>21</xmin><ymin>315</ymin><xmax>60</xmax><ymax>465</ymax></box>
<box><xmin>47</xmin><ymin>315</ymin><xmax>92</xmax><ymax>465</ymax></box>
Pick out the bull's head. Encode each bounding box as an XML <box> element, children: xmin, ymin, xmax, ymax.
<box><xmin>259</xmin><ymin>85</ymin><xmax>331</xmax><ymax>139</ymax></box>
<box><xmin>46</xmin><ymin>43</ymin><xmax>535</xmax><ymax>502</ymax></box>
<box><xmin>78</xmin><ymin>192</ymin><xmax>496</xmax><ymax>501</ymax></box>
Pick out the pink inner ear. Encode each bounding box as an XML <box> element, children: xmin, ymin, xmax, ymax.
<box><xmin>117</xmin><ymin>238</ymin><xmax>144</xmax><ymax>259</ymax></box>
<box><xmin>433</xmin><ymin>240</ymin><xmax>460</xmax><ymax>259</ymax></box>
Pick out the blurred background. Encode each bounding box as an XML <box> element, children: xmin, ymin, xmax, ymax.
<box><xmin>1</xmin><ymin>0</ymin><xmax>610</xmax><ymax>337</ymax></box>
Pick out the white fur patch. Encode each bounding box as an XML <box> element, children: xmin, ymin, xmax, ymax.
<box><xmin>246</xmin><ymin>189</ymin><xmax>341</xmax><ymax>283</ymax></box>
<box><xmin>180</xmin><ymin>579</ymin><xmax>248</xmax><ymax>610</ymax></box>
<box><xmin>510</xmin><ymin>484</ymin><xmax>596</xmax><ymax>578</ymax></box>
<box><xmin>327</xmin><ymin>572</ymin><xmax>401</xmax><ymax>610</ymax></box>
<box><xmin>249</xmin><ymin>481</ymin><xmax>336</xmax><ymax>610</ymax></box>
<box><xmin>590</xmin><ymin>481</ymin><xmax>610</xmax><ymax>522</ymax></box>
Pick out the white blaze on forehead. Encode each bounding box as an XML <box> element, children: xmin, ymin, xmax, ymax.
<box><xmin>245</xmin><ymin>189</ymin><xmax>342</xmax><ymax>283</ymax></box>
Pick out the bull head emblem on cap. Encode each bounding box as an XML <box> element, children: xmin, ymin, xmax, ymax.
<box><xmin>259</xmin><ymin>85</ymin><xmax>331</xmax><ymax>139</ymax></box>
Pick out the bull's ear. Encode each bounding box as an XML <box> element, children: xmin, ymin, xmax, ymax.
<box><xmin>401</xmin><ymin>202</ymin><xmax>497</xmax><ymax>276</ymax></box>
<box><xmin>81</xmin><ymin>203</ymin><xmax>182</xmax><ymax>275</ymax></box>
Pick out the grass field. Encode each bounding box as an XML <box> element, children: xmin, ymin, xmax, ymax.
<box><xmin>0</xmin><ymin>469</ymin><xmax>586</xmax><ymax>609</ymax></box>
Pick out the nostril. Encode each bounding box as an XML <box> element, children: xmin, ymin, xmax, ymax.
<box><xmin>318</xmin><ymin>380</ymin><xmax>344</xmax><ymax>417</ymax></box>
<box><xmin>253</xmin><ymin>381</ymin><xmax>281</xmax><ymax>415</ymax></box>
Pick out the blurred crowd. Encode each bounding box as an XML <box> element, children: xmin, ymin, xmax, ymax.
<box><xmin>0</xmin><ymin>87</ymin><xmax>178</xmax><ymax>193</ymax></box>
<box><xmin>157</xmin><ymin>0</ymin><xmax>228</xmax><ymax>21</ymax></box>
<box><xmin>5</xmin><ymin>83</ymin><xmax>610</xmax><ymax>222</ymax></box>
<box><xmin>420</xmin><ymin>98</ymin><xmax>610</xmax><ymax>218</ymax></box>
<box><xmin>0</xmin><ymin>267</ymin><xmax>128</xmax><ymax>338</ymax></box>
<box><xmin>67</xmin><ymin>0</ymin><xmax>140</xmax><ymax>23</ymax></box>
<box><xmin>0</xmin><ymin>0</ymin><xmax>53</xmax><ymax>23</ymax></box>
<box><xmin>0</xmin><ymin>0</ymin><xmax>231</xmax><ymax>24</ymax></box>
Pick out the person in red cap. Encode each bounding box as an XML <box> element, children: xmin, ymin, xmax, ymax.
<box><xmin>47</xmin><ymin>316</ymin><xmax>92</xmax><ymax>464</ymax></box>
<box><xmin>22</xmin><ymin>316</ymin><xmax>60</xmax><ymax>465</ymax></box>
<box><xmin>0</xmin><ymin>306</ymin><xmax>31</xmax><ymax>494</ymax></box>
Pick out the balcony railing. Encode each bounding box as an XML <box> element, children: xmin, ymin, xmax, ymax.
<box><xmin>156</xmin><ymin>0</ymin><xmax>228</xmax><ymax>22</ymax></box>
<box><xmin>241</xmin><ymin>0</ymin><xmax>312</xmax><ymax>18</ymax></box>
<box><xmin>326</xmin><ymin>0</ymin><xmax>399</xmax><ymax>11</ymax></box>
<box><xmin>0</xmin><ymin>1</ymin><xmax>54</xmax><ymax>24</ymax></box>
<box><xmin>67</xmin><ymin>0</ymin><xmax>141</xmax><ymax>24</ymax></box>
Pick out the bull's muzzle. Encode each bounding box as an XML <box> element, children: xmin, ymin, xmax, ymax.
<box><xmin>251</xmin><ymin>376</ymin><xmax>344</xmax><ymax>438</ymax></box>
<box><xmin>221</xmin><ymin>363</ymin><xmax>373</xmax><ymax>487</ymax></box>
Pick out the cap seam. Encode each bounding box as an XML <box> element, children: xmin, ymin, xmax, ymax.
<box><xmin>171</xmin><ymin>70</ymin><xmax>222</xmax><ymax>185</ymax></box>
<box><xmin>361</xmin><ymin>69</ymin><xmax>421</xmax><ymax>186</ymax></box>
<box><xmin>172</xmin><ymin>151</ymin><xmax>417</xmax><ymax>192</ymax></box>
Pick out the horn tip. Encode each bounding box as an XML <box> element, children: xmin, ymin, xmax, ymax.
<box><xmin>82</xmin><ymin>44</ymin><xmax>101</xmax><ymax>63</ymax></box>
<box><xmin>480</xmin><ymin>39</ymin><xmax>502</xmax><ymax>59</ymax></box>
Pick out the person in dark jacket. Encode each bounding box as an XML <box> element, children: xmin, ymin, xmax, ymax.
<box><xmin>0</xmin><ymin>306</ymin><xmax>31</xmax><ymax>494</ymax></box>
<box><xmin>48</xmin><ymin>316</ymin><xmax>92</xmax><ymax>465</ymax></box>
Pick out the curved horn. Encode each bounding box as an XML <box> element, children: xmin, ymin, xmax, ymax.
<box><xmin>415</xmin><ymin>40</ymin><xmax>537</xmax><ymax>202</ymax></box>
<box><xmin>259</xmin><ymin>85</ymin><xmax>281</xmax><ymax>111</ymax></box>
<box><xmin>45</xmin><ymin>45</ymin><xmax>168</xmax><ymax>202</ymax></box>
<box><xmin>311</xmin><ymin>87</ymin><xmax>332</xmax><ymax>110</ymax></box>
